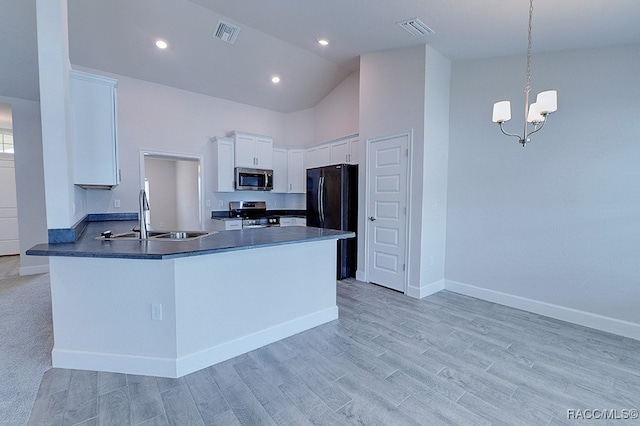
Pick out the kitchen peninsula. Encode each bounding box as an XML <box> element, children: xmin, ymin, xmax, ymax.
<box><xmin>28</xmin><ymin>220</ymin><xmax>354</xmax><ymax>378</ymax></box>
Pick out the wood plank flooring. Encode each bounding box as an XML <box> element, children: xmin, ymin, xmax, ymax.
<box><xmin>28</xmin><ymin>279</ymin><xmax>640</xmax><ymax>425</ymax></box>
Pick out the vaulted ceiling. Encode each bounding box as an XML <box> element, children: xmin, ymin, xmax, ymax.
<box><xmin>2</xmin><ymin>0</ymin><xmax>639</xmax><ymax>112</ymax></box>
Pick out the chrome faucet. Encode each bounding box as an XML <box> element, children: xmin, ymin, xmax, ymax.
<box><xmin>139</xmin><ymin>189</ymin><xmax>150</xmax><ymax>239</ymax></box>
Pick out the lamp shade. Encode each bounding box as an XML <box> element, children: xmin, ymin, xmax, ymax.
<box><xmin>527</xmin><ymin>102</ymin><xmax>545</xmax><ymax>123</ymax></box>
<box><xmin>536</xmin><ymin>90</ymin><xmax>557</xmax><ymax>114</ymax></box>
<box><xmin>492</xmin><ymin>101</ymin><xmax>511</xmax><ymax>123</ymax></box>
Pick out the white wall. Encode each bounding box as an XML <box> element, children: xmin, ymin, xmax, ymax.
<box><xmin>36</xmin><ymin>0</ymin><xmax>86</xmax><ymax>228</ymax></box>
<box><xmin>446</xmin><ymin>45</ymin><xmax>640</xmax><ymax>335</ymax></box>
<box><xmin>359</xmin><ymin>45</ymin><xmax>450</xmax><ymax>295</ymax></box>
<box><xmin>314</xmin><ymin>71</ymin><xmax>360</xmax><ymax>143</ymax></box>
<box><xmin>0</xmin><ymin>95</ymin><xmax>48</xmax><ymax>275</ymax></box>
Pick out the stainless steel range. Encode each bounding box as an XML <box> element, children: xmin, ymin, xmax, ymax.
<box><xmin>229</xmin><ymin>201</ymin><xmax>280</xmax><ymax>228</ymax></box>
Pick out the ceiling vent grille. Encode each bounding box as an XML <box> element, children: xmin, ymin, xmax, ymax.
<box><xmin>213</xmin><ymin>19</ymin><xmax>241</xmax><ymax>44</ymax></box>
<box><xmin>397</xmin><ymin>18</ymin><xmax>435</xmax><ymax>37</ymax></box>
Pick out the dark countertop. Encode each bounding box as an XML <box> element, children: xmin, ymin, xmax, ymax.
<box><xmin>27</xmin><ymin>220</ymin><xmax>354</xmax><ymax>260</ymax></box>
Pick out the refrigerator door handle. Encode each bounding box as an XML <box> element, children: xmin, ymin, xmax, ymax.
<box><xmin>319</xmin><ymin>176</ymin><xmax>325</xmax><ymax>226</ymax></box>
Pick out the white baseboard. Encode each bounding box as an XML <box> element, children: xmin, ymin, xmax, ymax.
<box><xmin>355</xmin><ymin>270</ymin><xmax>366</xmax><ymax>282</ymax></box>
<box><xmin>52</xmin><ymin>306</ymin><xmax>338</xmax><ymax>378</ymax></box>
<box><xmin>175</xmin><ymin>306</ymin><xmax>338</xmax><ymax>377</ymax></box>
<box><xmin>20</xmin><ymin>264</ymin><xmax>49</xmax><ymax>276</ymax></box>
<box><xmin>406</xmin><ymin>279</ymin><xmax>445</xmax><ymax>299</ymax></box>
<box><xmin>444</xmin><ymin>280</ymin><xmax>640</xmax><ymax>341</ymax></box>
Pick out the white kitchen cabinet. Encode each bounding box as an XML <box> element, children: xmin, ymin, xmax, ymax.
<box><xmin>305</xmin><ymin>146</ymin><xmax>318</xmax><ymax>169</ymax></box>
<box><xmin>330</xmin><ymin>139</ymin><xmax>349</xmax><ymax>164</ymax></box>
<box><xmin>330</xmin><ymin>136</ymin><xmax>359</xmax><ymax>164</ymax></box>
<box><xmin>348</xmin><ymin>137</ymin><xmax>360</xmax><ymax>164</ymax></box>
<box><xmin>273</xmin><ymin>147</ymin><xmax>305</xmax><ymax>194</ymax></box>
<box><xmin>70</xmin><ymin>70</ymin><xmax>120</xmax><ymax>189</ymax></box>
<box><xmin>231</xmin><ymin>131</ymin><xmax>273</xmax><ymax>169</ymax></box>
<box><xmin>317</xmin><ymin>144</ymin><xmax>331</xmax><ymax>167</ymax></box>
<box><xmin>280</xmin><ymin>217</ymin><xmax>306</xmax><ymax>227</ymax></box>
<box><xmin>306</xmin><ymin>143</ymin><xmax>330</xmax><ymax>169</ymax></box>
<box><xmin>287</xmin><ymin>149</ymin><xmax>305</xmax><ymax>193</ymax></box>
<box><xmin>211</xmin><ymin>137</ymin><xmax>235</xmax><ymax>192</ymax></box>
<box><xmin>279</xmin><ymin>217</ymin><xmax>294</xmax><ymax>227</ymax></box>
<box><xmin>211</xmin><ymin>218</ymin><xmax>242</xmax><ymax>231</ymax></box>
<box><xmin>272</xmin><ymin>148</ymin><xmax>288</xmax><ymax>193</ymax></box>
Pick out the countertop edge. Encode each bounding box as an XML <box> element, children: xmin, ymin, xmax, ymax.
<box><xmin>27</xmin><ymin>227</ymin><xmax>355</xmax><ymax>260</ymax></box>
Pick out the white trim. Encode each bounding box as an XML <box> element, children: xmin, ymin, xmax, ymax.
<box><xmin>139</xmin><ymin>149</ymin><xmax>205</xmax><ymax>231</ymax></box>
<box><xmin>363</xmin><ymin>131</ymin><xmax>413</xmax><ymax>293</ymax></box>
<box><xmin>52</xmin><ymin>307</ymin><xmax>338</xmax><ymax>378</ymax></box>
<box><xmin>20</xmin><ymin>263</ymin><xmax>49</xmax><ymax>276</ymax></box>
<box><xmin>406</xmin><ymin>279</ymin><xmax>445</xmax><ymax>299</ymax></box>
<box><xmin>444</xmin><ymin>279</ymin><xmax>640</xmax><ymax>341</ymax></box>
<box><xmin>175</xmin><ymin>306</ymin><xmax>338</xmax><ymax>377</ymax></box>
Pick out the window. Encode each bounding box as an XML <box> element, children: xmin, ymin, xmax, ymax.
<box><xmin>0</xmin><ymin>132</ymin><xmax>13</xmax><ymax>153</ymax></box>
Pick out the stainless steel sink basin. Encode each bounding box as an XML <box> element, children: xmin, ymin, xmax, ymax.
<box><xmin>96</xmin><ymin>230</ymin><xmax>216</xmax><ymax>241</ymax></box>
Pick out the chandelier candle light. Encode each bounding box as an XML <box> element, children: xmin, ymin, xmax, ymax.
<box><xmin>491</xmin><ymin>0</ymin><xmax>558</xmax><ymax>146</ymax></box>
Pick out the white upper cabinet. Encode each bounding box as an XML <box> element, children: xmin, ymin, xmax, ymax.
<box><xmin>287</xmin><ymin>149</ymin><xmax>305</xmax><ymax>193</ymax></box>
<box><xmin>348</xmin><ymin>136</ymin><xmax>359</xmax><ymax>164</ymax></box>
<box><xmin>231</xmin><ymin>131</ymin><xmax>273</xmax><ymax>169</ymax></box>
<box><xmin>272</xmin><ymin>147</ymin><xmax>288</xmax><ymax>193</ymax></box>
<box><xmin>211</xmin><ymin>136</ymin><xmax>235</xmax><ymax>192</ymax></box>
<box><xmin>305</xmin><ymin>134</ymin><xmax>359</xmax><ymax>169</ymax></box>
<box><xmin>305</xmin><ymin>146</ymin><xmax>318</xmax><ymax>169</ymax></box>
<box><xmin>317</xmin><ymin>144</ymin><xmax>331</xmax><ymax>167</ymax></box>
<box><xmin>272</xmin><ymin>147</ymin><xmax>305</xmax><ymax>194</ymax></box>
<box><xmin>70</xmin><ymin>70</ymin><xmax>120</xmax><ymax>189</ymax></box>
<box><xmin>330</xmin><ymin>139</ymin><xmax>350</xmax><ymax>164</ymax></box>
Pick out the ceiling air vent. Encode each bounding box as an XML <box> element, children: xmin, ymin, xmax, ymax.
<box><xmin>213</xmin><ymin>19</ymin><xmax>241</xmax><ymax>44</ymax></box>
<box><xmin>397</xmin><ymin>18</ymin><xmax>435</xmax><ymax>37</ymax></box>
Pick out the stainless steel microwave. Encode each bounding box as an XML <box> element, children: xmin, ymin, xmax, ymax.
<box><xmin>235</xmin><ymin>167</ymin><xmax>274</xmax><ymax>191</ymax></box>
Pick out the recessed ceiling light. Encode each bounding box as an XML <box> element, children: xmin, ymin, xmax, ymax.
<box><xmin>317</xmin><ymin>38</ymin><xmax>329</xmax><ymax>46</ymax></box>
<box><xmin>271</xmin><ymin>76</ymin><xmax>281</xmax><ymax>84</ymax></box>
<box><xmin>155</xmin><ymin>39</ymin><xmax>168</xmax><ymax>49</ymax></box>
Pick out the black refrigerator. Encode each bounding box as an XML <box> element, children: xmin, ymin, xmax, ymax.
<box><xmin>306</xmin><ymin>164</ymin><xmax>358</xmax><ymax>279</ymax></box>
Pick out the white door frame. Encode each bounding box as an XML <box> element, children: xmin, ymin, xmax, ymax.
<box><xmin>139</xmin><ymin>149</ymin><xmax>205</xmax><ymax>231</ymax></box>
<box><xmin>364</xmin><ymin>131</ymin><xmax>413</xmax><ymax>293</ymax></box>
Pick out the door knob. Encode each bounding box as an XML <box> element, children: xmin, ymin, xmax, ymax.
<box><xmin>368</xmin><ymin>216</ymin><xmax>376</xmax><ymax>221</ymax></box>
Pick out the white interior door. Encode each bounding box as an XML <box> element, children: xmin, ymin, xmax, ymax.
<box><xmin>366</xmin><ymin>134</ymin><xmax>409</xmax><ymax>292</ymax></box>
<box><xmin>0</xmin><ymin>153</ymin><xmax>20</xmax><ymax>255</ymax></box>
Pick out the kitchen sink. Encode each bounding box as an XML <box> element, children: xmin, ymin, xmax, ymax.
<box><xmin>96</xmin><ymin>230</ymin><xmax>216</xmax><ymax>241</ymax></box>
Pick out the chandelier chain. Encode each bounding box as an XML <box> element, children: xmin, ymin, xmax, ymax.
<box><xmin>525</xmin><ymin>0</ymin><xmax>533</xmax><ymax>94</ymax></box>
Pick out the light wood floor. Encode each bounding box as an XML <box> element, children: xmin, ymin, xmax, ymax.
<box><xmin>29</xmin><ymin>279</ymin><xmax>640</xmax><ymax>425</ymax></box>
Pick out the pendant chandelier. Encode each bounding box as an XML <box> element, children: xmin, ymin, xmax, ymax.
<box><xmin>491</xmin><ymin>0</ymin><xmax>557</xmax><ymax>146</ymax></box>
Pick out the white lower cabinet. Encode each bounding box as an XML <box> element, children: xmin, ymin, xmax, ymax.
<box><xmin>279</xmin><ymin>217</ymin><xmax>306</xmax><ymax>227</ymax></box>
<box><xmin>211</xmin><ymin>218</ymin><xmax>242</xmax><ymax>231</ymax></box>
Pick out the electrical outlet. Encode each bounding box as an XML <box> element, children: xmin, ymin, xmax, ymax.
<box><xmin>151</xmin><ymin>303</ymin><xmax>162</xmax><ymax>321</ymax></box>
<box><xmin>114</xmin><ymin>199</ymin><xmax>121</xmax><ymax>208</ymax></box>
<box><xmin>206</xmin><ymin>199</ymin><xmax>211</xmax><ymax>207</ymax></box>
<box><xmin>218</xmin><ymin>200</ymin><xmax>224</xmax><ymax>207</ymax></box>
